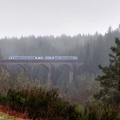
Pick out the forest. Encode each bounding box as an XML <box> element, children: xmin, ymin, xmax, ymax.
<box><xmin>0</xmin><ymin>26</ymin><xmax>120</xmax><ymax>120</ymax></box>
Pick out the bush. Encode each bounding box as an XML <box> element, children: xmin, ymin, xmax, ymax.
<box><xmin>1</xmin><ymin>88</ymin><xmax>80</xmax><ymax>120</ymax></box>
<box><xmin>0</xmin><ymin>67</ymin><xmax>41</xmax><ymax>95</ymax></box>
<box><xmin>0</xmin><ymin>88</ymin><xmax>120</xmax><ymax>120</ymax></box>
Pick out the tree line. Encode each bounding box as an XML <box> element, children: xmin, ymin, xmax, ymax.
<box><xmin>0</xmin><ymin>26</ymin><xmax>120</xmax><ymax>75</ymax></box>
<box><xmin>0</xmin><ymin>38</ymin><xmax>119</xmax><ymax>119</ymax></box>
<box><xmin>0</xmin><ymin>25</ymin><xmax>120</xmax><ymax>104</ymax></box>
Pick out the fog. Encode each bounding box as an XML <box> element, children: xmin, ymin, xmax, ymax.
<box><xmin>0</xmin><ymin>0</ymin><xmax>120</xmax><ymax>38</ymax></box>
<box><xmin>0</xmin><ymin>26</ymin><xmax>119</xmax><ymax>67</ymax></box>
<box><xmin>0</xmin><ymin>0</ymin><xmax>120</xmax><ymax>105</ymax></box>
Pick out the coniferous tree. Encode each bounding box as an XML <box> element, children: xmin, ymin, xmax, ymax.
<box><xmin>94</xmin><ymin>38</ymin><xmax>120</xmax><ymax>105</ymax></box>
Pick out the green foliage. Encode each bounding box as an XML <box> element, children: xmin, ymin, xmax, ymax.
<box><xmin>0</xmin><ymin>87</ymin><xmax>120</xmax><ymax>120</ymax></box>
<box><xmin>77</xmin><ymin>104</ymin><xmax>120</xmax><ymax>120</ymax></box>
<box><xmin>94</xmin><ymin>38</ymin><xmax>120</xmax><ymax>106</ymax></box>
<box><xmin>0</xmin><ymin>88</ymin><xmax>80</xmax><ymax>120</ymax></box>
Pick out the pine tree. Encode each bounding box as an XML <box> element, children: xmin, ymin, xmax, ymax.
<box><xmin>94</xmin><ymin>38</ymin><xmax>120</xmax><ymax>105</ymax></box>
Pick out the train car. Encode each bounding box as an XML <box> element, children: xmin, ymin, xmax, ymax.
<box><xmin>45</xmin><ymin>56</ymin><xmax>78</xmax><ymax>60</ymax></box>
<box><xmin>8</xmin><ymin>56</ymin><xmax>43</xmax><ymax>60</ymax></box>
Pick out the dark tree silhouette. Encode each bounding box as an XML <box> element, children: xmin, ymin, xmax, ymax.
<box><xmin>94</xmin><ymin>38</ymin><xmax>120</xmax><ymax>105</ymax></box>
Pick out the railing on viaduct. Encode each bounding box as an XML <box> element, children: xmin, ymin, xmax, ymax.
<box><xmin>0</xmin><ymin>60</ymin><xmax>83</xmax><ymax>83</ymax></box>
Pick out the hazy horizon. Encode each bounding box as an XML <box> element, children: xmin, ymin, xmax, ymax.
<box><xmin>0</xmin><ymin>0</ymin><xmax>120</xmax><ymax>38</ymax></box>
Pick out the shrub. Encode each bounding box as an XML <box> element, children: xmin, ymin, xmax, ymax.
<box><xmin>1</xmin><ymin>88</ymin><xmax>80</xmax><ymax>120</ymax></box>
<box><xmin>0</xmin><ymin>67</ymin><xmax>41</xmax><ymax>95</ymax></box>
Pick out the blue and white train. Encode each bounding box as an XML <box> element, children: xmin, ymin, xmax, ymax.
<box><xmin>8</xmin><ymin>56</ymin><xmax>78</xmax><ymax>60</ymax></box>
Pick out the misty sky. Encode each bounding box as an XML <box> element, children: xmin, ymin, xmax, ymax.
<box><xmin>0</xmin><ymin>0</ymin><xmax>120</xmax><ymax>38</ymax></box>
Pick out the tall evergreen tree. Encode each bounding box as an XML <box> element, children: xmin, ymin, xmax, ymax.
<box><xmin>94</xmin><ymin>38</ymin><xmax>120</xmax><ymax>105</ymax></box>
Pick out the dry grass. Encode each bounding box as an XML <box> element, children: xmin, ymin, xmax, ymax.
<box><xmin>0</xmin><ymin>112</ymin><xmax>24</xmax><ymax>120</ymax></box>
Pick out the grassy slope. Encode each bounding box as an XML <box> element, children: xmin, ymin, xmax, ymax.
<box><xmin>0</xmin><ymin>112</ymin><xmax>24</xmax><ymax>120</ymax></box>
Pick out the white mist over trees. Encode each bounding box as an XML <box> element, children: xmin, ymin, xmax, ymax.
<box><xmin>0</xmin><ymin>26</ymin><xmax>120</xmax><ymax>75</ymax></box>
<box><xmin>0</xmin><ymin>26</ymin><xmax>120</xmax><ymax>104</ymax></box>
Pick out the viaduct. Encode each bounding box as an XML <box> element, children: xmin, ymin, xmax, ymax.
<box><xmin>0</xmin><ymin>60</ymin><xmax>83</xmax><ymax>83</ymax></box>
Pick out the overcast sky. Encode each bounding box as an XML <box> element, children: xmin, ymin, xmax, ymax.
<box><xmin>0</xmin><ymin>0</ymin><xmax>120</xmax><ymax>38</ymax></box>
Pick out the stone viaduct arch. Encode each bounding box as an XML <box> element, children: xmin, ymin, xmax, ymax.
<box><xmin>0</xmin><ymin>60</ymin><xmax>83</xmax><ymax>83</ymax></box>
